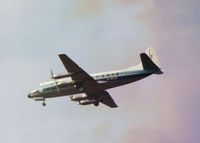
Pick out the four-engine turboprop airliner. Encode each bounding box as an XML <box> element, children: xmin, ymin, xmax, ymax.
<box><xmin>28</xmin><ymin>48</ymin><xmax>163</xmax><ymax>108</ymax></box>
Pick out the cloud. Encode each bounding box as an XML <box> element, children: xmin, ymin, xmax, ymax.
<box><xmin>76</xmin><ymin>0</ymin><xmax>104</xmax><ymax>18</ymax></box>
<box><xmin>120</xmin><ymin>128</ymin><xmax>168</xmax><ymax>143</ymax></box>
<box><xmin>115</xmin><ymin>0</ymin><xmax>153</xmax><ymax>9</ymax></box>
<box><xmin>90</xmin><ymin>122</ymin><xmax>111</xmax><ymax>143</ymax></box>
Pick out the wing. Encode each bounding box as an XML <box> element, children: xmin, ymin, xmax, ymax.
<box><xmin>98</xmin><ymin>91</ymin><xmax>118</xmax><ymax>108</ymax></box>
<box><xmin>59</xmin><ymin>54</ymin><xmax>118</xmax><ymax>108</ymax></box>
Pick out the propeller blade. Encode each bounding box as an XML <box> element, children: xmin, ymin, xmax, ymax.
<box><xmin>50</xmin><ymin>69</ymin><xmax>53</xmax><ymax>78</ymax></box>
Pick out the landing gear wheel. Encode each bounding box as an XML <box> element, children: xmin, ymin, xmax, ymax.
<box><xmin>42</xmin><ymin>99</ymin><xmax>46</xmax><ymax>106</ymax></box>
<box><xmin>94</xmin><ymin>101</ymin><xmax>99</xmax><ymax>106</ymax></box>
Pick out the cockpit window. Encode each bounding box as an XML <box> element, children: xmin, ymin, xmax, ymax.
<box><xmin>43</xmin><ymin>86</ymin><xmax>57</xmax><ymax>92</ymax></box>
<box><xmin>38</xmin><ymin>81</ymin><xmax>56</xmax><ymax>89</ymax></box>
<box><xmin>31</xmin><ymin>90</ymin><xmax>39</xmax><ymax>95</ymax></box>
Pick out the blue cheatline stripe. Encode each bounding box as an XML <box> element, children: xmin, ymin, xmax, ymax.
<box><xmin>93</xmin><ymin>69</ymin><xmax>156</xmax><ymax>81</ymax></box>
<box><xmin>38</xmin><ymin>69</ymin><xmax>157</xmax><ymax>89</ymax></box>
<box><xmin>96</xmin><ymin>72</ymin><xmax>151</xmax><ymax>82</ymax></box>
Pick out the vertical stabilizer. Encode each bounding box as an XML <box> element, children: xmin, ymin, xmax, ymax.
<box><xmin>125</xmin><ymin>47</ymin><xmax>162</xmax><ymax>74</ymax></box>
<box><xmin>140</xmin><ymin>53</ymin><xmax>160</xmax><ymax>71</ymax></box>
<box><xmin>140</xmin><ymin>47</ymin><xmax>162</xmax><ymax>74</ymax></box>
<box><xmin>145</xmin><ymin>47</ymin><xmax>160</xmax><ymax>68</ymax></box>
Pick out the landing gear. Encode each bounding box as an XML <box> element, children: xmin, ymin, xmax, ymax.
<box><xmin>94</xmin><ymin>101</ymin><xmax>99</xmax><ymax>106</ymax></box>
<box><xmin>42</xmin><ymin>99</ymin><xmax>46</xmax><ymax>106</ymax></box>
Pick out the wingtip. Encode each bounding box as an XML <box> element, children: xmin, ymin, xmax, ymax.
<box><xmin>58</xmin><ymin>54</ymin><xmax>65</xmax><ymax>56</ymax></box>
<box><xmin>58</xmin><ymin>54</ymin><xmax>68</xmax><ymax>59</ymax></box>
<box><xmin>110</xmin><ymin>104</ymin><xmax>118</xmax><ymax>108</ymax></box>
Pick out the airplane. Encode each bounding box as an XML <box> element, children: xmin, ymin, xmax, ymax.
<box><xmin>28</xmin><ymin>48</ymin><xmax>163</xmax><ymax>108</ymax></box>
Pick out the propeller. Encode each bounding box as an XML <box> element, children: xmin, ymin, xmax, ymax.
<box><xmin>51</xmin><ymin>69</ymin><xmax>60</xmax><ymax>94</ymax></box>
<box><xmin>50</xmin><ymin>69</ymin><xmax>54</xmax><ymax>78</ymax></box>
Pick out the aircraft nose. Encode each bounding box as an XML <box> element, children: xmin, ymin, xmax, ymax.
<box><xmin>28</xmin><ymin>93</ymin><xmax>32</xmax><ymax>98</ymax></box>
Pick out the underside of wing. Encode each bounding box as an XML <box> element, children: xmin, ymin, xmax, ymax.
<box><xmin>58</xmin><ymin>54</ymin><xmax>92</xmax><ymax>81</ymax></box>
<box><xmin>59</xmin><ymin>54</ymin><xmax>102</xmax><ymax>94</ymax></box>
<box><xmin>58</xmin><ymin>54</ymin><xmax>118</xmax><ymax>108</ymax></box>
<box><xmin>99</xmin><ymin>91</ymin><xmax>118</xmax><ymax>108</ymax></box>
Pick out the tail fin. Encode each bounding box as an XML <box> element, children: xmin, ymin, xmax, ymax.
<box><xmin>140</xmin><ymin>48</ymin><xmax>163</xmax><ymax>74</ymax></box>
<box><xmin>125</xmin><ymin>47</ymin><xmax>163</xmax><ymax>74</ymax></box>
<box><xmin>145</xmin><ymin>48</ymin><xmax>160</xmax><ymax>68</ymax></box>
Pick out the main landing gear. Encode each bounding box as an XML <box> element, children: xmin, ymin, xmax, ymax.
<box><xmin>94</xmin><ymin>98</ymin><xmax>99</xmax><ymax>107</ymax></box>
<box><xmin>94</xmin><ymin>101</ymin><xmax>99</xmax><ymax>106</ymax></box>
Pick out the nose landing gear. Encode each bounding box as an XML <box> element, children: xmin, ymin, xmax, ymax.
<box><xmin>42</xmin><ymin>99</ymin><xmax>46</xmax><ymax>106</ymax></box>
<box><xmin>42</xmin><ymin>102</ymin><xmax>46</xmax><ymax>106</ymax></box>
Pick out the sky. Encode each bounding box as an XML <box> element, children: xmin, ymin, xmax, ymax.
<box><xmin>0</xmin><ymin>0</ymin><xmax>200</xmax><ymax>142</ymax></box>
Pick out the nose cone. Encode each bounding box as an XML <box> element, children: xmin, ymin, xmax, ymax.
<box><xmin>28</xmin><ymin>90</ymin><xmax>39</xmax><ymax>98</ymax></box>
<box><xmin>28</xmin><ymin>93</ymin><xmax>32</xmax><ymax>98</ymax></box>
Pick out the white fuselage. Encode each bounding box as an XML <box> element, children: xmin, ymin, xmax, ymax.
<box><xmin>28</xmin><ymin>68</ymin><xmax>154</xmax><ymax>101</ymax></box>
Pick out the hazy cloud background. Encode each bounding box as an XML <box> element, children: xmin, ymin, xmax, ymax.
<box><xmin>0</xmin><ymin>0</ymin><xmax>200</xmax><ymax>142</ymax></box>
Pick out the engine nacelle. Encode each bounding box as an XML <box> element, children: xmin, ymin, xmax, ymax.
<box><xmin>51</xmin><ymin>73</ymin><xmax>73</xmax><ymax>79</ymax></box>
<box><xmin>79</xmin><ymin>99</ymin><xmax>96</xmax><ymax>105</ymax></box>
<box><xmin>71</xmin><ymin>94</ymin><xmax>88</xmax><ymax>101</ymax></box>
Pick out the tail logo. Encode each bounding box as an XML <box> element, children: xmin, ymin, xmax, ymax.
<box><xmin>149</xmin><ymin>53</ymin><xmax>153</xmax><ymax>59</ymax></box>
